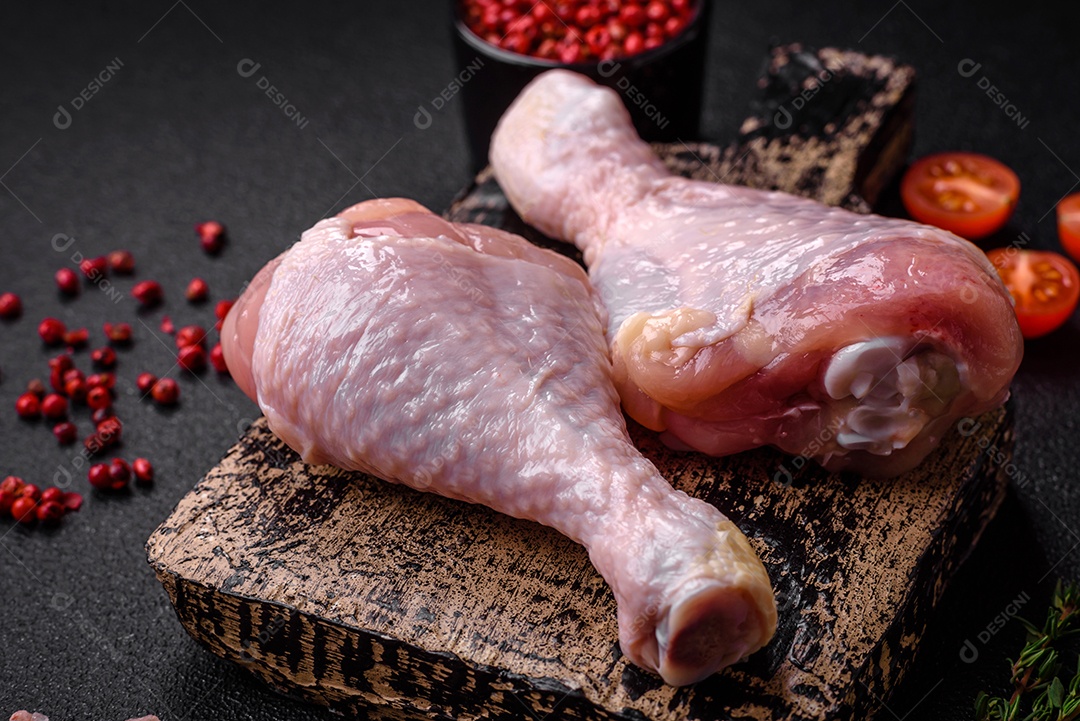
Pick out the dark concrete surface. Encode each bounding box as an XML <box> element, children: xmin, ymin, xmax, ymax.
<box><xmin>1</xmin><ymin>1</ymin><xmax>1077</xmax><ymax>719</ymax></box>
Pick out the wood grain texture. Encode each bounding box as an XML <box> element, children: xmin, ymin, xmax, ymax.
<box><xmin>146</xmin><ymin>45</ymin><xmax>1009</xmax><ymax>720</ymax></box>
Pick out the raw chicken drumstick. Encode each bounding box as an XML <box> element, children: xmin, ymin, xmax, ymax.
<box><xmin>490</xmin><ymin>70</ymin><xmax>1024</xmax><ymax>477</ymax></box>
<box><xmin>221</xmin><ymin>198</ymin><xmax>777</xmax><ymax>686</ymax></box>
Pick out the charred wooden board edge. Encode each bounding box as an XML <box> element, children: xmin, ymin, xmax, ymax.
<box><xmin>152</xmin><ymin>567</ymin><xmax>624</xmax><ymax>720</ymax></box>
<box><xmin>854</xmin><ymin>82</ymin><xmax>915</xmax><ymax>210</ymax></box>
<box><xmin>736</xmin><ymin>44</ymin><xmax>916</xmax><ymax>211</ymax></box>
<box><xmin>848</xmin><ymin>405</ymin><xmax>1015</xmax><ymax>719</ymax></box>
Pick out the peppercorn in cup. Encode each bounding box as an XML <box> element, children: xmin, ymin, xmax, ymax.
<box><xmin>447</xmin><ymin>0</ymin><xmax>710</xmax><ymax>170</ymax></box>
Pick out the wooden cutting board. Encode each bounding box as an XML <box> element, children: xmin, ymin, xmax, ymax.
<box><xmin>146</xmin><ymin>45</ymin><xmax>1014</xmax><ymax>720</ymax></box>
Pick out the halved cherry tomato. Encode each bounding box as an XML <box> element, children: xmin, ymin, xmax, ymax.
<box><xmin>902</xmin><ymin>152</ymin><xmax>1020</xmax><ymax>239</ymax></box>
<box><xmin>1057</xmin><ymin>193</ymin><xmax>1080</xmax><ymax>262</ymax></box>
<box><xmin>986</xmin><ymin>248</ymin><xmax>1079</xmax><ymax>339</ymax></box>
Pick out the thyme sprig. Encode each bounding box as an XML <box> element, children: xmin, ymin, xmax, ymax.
<box><xmin>976</xmin><ymin>581</ymin><xmax>1080</xmax><ymax>721</ymax></box>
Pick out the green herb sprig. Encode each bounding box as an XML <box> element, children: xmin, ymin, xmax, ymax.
<box><xmin>976</xmin><ymin>581</ymin><xmax>1080</xmax><ymax>720</ymax></box>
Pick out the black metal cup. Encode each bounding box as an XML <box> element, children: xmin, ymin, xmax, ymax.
<box><xmin>451</xmin><ymin>1</ymin><xmax>710</xmax><ymax>171</ymax></box>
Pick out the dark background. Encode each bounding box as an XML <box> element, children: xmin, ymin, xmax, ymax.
<box><xmin>1</xmin><ymin>1</ymin><xmax>1077</xmax><ymax>719</ymax></box>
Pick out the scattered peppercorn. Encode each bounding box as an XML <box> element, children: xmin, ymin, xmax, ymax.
<box><xmin>210</xmin><ymin>343</ymin><xmax>228</xmax><ymax>373</ymax></box>
<box><xmin>62</xmin><ymin>492</ymin><xmax>83</xmax><ymax>512</ymax></box>
<box><xmin>64</xmin><ymin>376</ymin><xmax>87</xmax><ymax>403</ymax></box>
<box><xmin>108</xmin><ymin>459</ymin><xmax>132</xmax><ymax>490</ymax></box>
<box><xmin>87</xmin><ymin>463</ymin><xmax>112</xmax><ymax>490</ymax></box>
<box><xmin>175</xmin><ymin>325</ymin><xmax>207</xmax><ymax>349</ymax></box>
<box><xmin>214</xmin><ymin>299</ymin><xmax>234</xmax><ymax>332</ymax></box>
<box><xmin>136</xmin><ymin>372</ymin><xmax>158</xmax><ymax>395</ymax></box>
<box><xmin>186</xmin><ymin>277</ymin><xmax>210</xmax><ymax>303</ymax></box>
<box><xmin>16</xmin><ymin>393</ymin><xmax>41</xmax><ymax>419</ymax></box>
<box><xmin>10</xmin><ymin>496</ymin><xmax>37</xmax><ymax>524</ymax></box>
<box><xmin>107</xmin><ymin>249</ymin><xmax>135</xmax><ymax>274</ymax></box>
<box><xmin>41</xmin><ymin>394</ymin><xmax>68</xmax><ymax>420</ymax></box>
<box><xmin>214</xmin><ymin>299</ymin><xmax>234</xmax><ymax>321</ymax></box>
<box><xmin>0</xmin><ymin>477</ymin><xmax>24</xmax><ymax>515</ymax></box>
<box><xmin>26</xmin><ymin>379</ymin><xmax>46</xmax><ymax>397</ymax></box>
<box><xmin>62</xmin><ymin>369</ymin><xmax>86</xmax><ymax>402</ymax></box>
<box><xmin>178</xmin><ymin>344</ymin><xmax>207</xmax><ymax>372</ymax></box>
<box><xmin>196</xmin><ymin>220</ymin><xmax>226</xmax><ymax>254</ymax></box>
<box><xmin>151</xmin><ymin>378</ymin><xmax>179</xmax><ymax>405</ymax></box>
<box><xmin>86</xmin><ymin>373</ymin><xmax>115</xmax><ymax>390</ymax></box>
<box><xmin>36</xmin><ymin>500</ymin><xmax>65</xmax><ymax>523</ymax></box>
<box><xmin>0</xmin><ymin>476</ymin><xmax>24</xmax><ymax>495</ymax></box>
<box><xmin>84</xmin><ymin>432</ymin><xmax>114</xmax><ymax>456</ymax></box>
<box><xmin>63</xmin><ymin>327</ymin><xmax>89</xmax><ymax>348</ymax></box>
<box><xmin>49</xmin><ymin>356</ymin><xmax>73</xmax><ymax>393</ymax></box>
<box><xmin>53</xmin><ymin>421</ymin><xmax>77</xmax><ymax>445</ymax></box>
<box><xmin>160</xmin><ymin>316</ymin><xmax>175</xmax><ymax>334</ymax></box>
<box><xmin>91</xmin><ymin>346</ymin><xmax>117</xmax><ymax>369</ymax></box>
<box><xmin>86</xmin><ymin>386</ymin><xmax>111</xmax><ymax>411</ymax></box>
<box><xmin>131</xmin><ymin>280</ymin><xmax>163</xmax><ymax>307</ymax></box>
<box><xmin>103</xmin><ymin>322</ymin><xmax>132</xmax><ymax>344</ymax></box>
<box><xmin>96</xmin><ymin>417</ymin><xmax>122</xmax><ymax>445</ymax></box>
<box><xmin>40</xmin><ymin>487</ymin><xmax>64</xmax><ymax>505</ymax></box>
<box><xmin>38</xmin><ymin>317</ymin><xmax>67</xmax><ymax>345</ymax></box>
<box><xmin>55</xmin><ymin>268</ymin><xmax>80</xmax><ymax>295</ymax></box>
<box><xmin>0</xmin><ymin>292</ymin><xmax>22</xmax><ymax>319</ymax></box>
<box><xmin>49</xmin><ymin>354</ymin><xmax>74</xmax><ymax>375</ymax></box>
<box><xmin>132</xmin><ymin>458</ymin><xmax>154</xmax><ymax>484</ymax></box>
<box><xmin>79</xmin><ymin>256</ymin><xmax>108</xmax><ymax>280</ymax></box>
